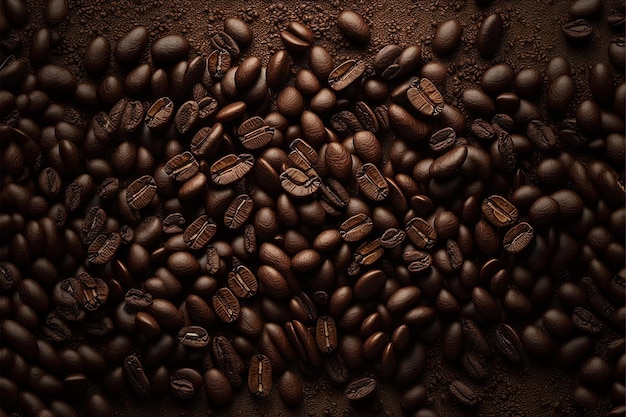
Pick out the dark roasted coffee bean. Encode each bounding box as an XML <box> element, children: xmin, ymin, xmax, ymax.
<box><xmin>145</xmin><ymin>97</ymin><xmax>174</xmax><ymax>129</ymax></box>
<box><xmin>562</xmin><ymin>19</ymin><xmax>593</xmax><ymax>41</ymax></box>
<box><xmin>356</xmin><ymin>163</ymin><xmax>389</xmax><ymax>201</ymax></box>
<box><xmin>494</xmin><ymin>323</ymin><xmax>523</xmax><ymax>362</ymax></box>
<box><xmin>477</xmin><ymin>14</ymin><xmax>503</xmax><ymax>57</ymax></box>
<box><xmin>280</xmin><ymin>21</ymin><xmax>315</xmax><ymax>52</ymax></box>
<box><xmin>227</xmin><ymin>265</ymin><xmax>257</xmax><ymax>298</ymax></box>
<box><xmin>174</xmin><ymin>100</ymin><xmax>199</xmax><ymax>134</ymax></box>
<box><xmin>115</xmin><ymin>26</ymin><xmax>149</xmax><ymax>66</ymax></box>
<box><xmin>407</xmin><ymin>78</ymin><xmax>444</xmax><ymax>117</ymax></box>
<box><xmin>429</xmin><ymin>127</ymin><xmax>457</xmax><ymax>153</ymax></box>
<box><xmin>527</xmin><ymin>120</ymin><xmax>556</xmax><ymax>150</ymax></box>
<box><xmin>345</xmin><ymin>377</ymin><xmax>377</xmax><ymax>401</ymax></box>
<box><xmin>449</xmin><ymin>380</ymin><xmax>478</xmax><ymax>406</ymax></box>
<box><xmin>432</xmin><ymin>19</ymin><xmax>463</xmax><ymax>55</ymax></box>
<box><xmin>280</xmin><ymin>167</ymin><xmax>321</xmax><ymax>197</ymax></box>
<box><xmin>210</xmin><ymin>153</ymin><xmax>254</xmax><ymax>185</ymax></box>
<box><xmin>328</xmin><ymin>59</ymin><xmax>366</xmax><ymax>92</ymax></box>
<box><xmin>405</xmin><ymin>217</ymin><xmax>437</xmax><ymax>249</ymax></box>
<box><xmin>151</xmin><ymin>35</ymin><xmax>189</xmax><ymax>65</ymax></box>
<box><xmin>207</xmin><ymin>49</ymin><xmax>231</xmax><ymax>79</ymax></box>
<box><xmin>126</xmin><ymin>175</ymin><xmax>156</xmax><ymax>210</ymax></box>
<box><xmin>503</xmin><ymin>222</ymin><xmax>534</xmax><ymax>254</ymax></box>
<box><xmin>212</xmin><ymin>287</ymin><xmax>240</xmax><ymax>323</ymax></box>
<box><xmin>183</xmin><ymin>215</ymin><xmax>216</xmax><ymax>250</ymax></box>
<box><xmin>212</xmin><ymin>335</ymin><xmax>245</xmax><ymax>386</ymax></box>
<box><xmin>462</xmin><ymin>351</ymin><xmax>487</xmax><ymax>380</ymax></box>
<box><xmin>608</xmin><ymin>38</ymin><xmax>625</xmax><ymax>70</ymax></box>
<box><xmin>125</xmin><ymin>288</ymin><xmax>152</xmax><ymax>310</ymax></box>
<box><xmin>278</xmin><ymin>370</ymin><xmax>304</xmax><ymax>407</ymax></box>
<box><xmin>204</xmin><ymin>368</ymin><xmax>233</xmax><ymax>405</ymax></box>
<box><xmin>224</xmin><ymin>194</ymin><xmax>253</xmax><ymax>230</ymax></box>
<box><xmin>87</xmin><ymin>233</ymin><xmax>121</xmax><ymax>265</ymax></box>
<box><xmin>337</xmin><ymin>10</ymin><xmax>371</xmax><ymax>44</ymax></box>
<box><xmin>546</xmin><ymin>75</ymin><xmax>575</xmax><ymax>114</ymax></box>
<box><xmin>340</xmin><ymin>213</ymin><xmax>374</xmax><ymax>242</ymax></box>
<box><xmin>177</xmin><ymin>326</ymin><xmax>209</xmax><ymax>348</ymax></box>
<box><xmin>165</xmin><ymin>151</ymin><xmax>199</xmax><ymax>183</ymax></box>
<box><xmin>481</xmin><ymin>195</ymin><xmax>518</xmax><ymax>227</ymax></box>
<box><xmin>248</xmin><ymin>354</ymin><xmax>272</xmax><ymax>397</ymax></box>
<box><xmin>316</xmin><ymin>315</ymin><xmax>338</xmax><ymax>353</ymax></box>
<box><xmin>212</xmin><ymin>31</ymin><xmax>240</xmax><ymax>57</ymax></box>
<box><xmin>37</xmin><ymin>64</ymin><xmax>76</xmax><ymax>96</ymax></box>
<box><xmin>238</xmin><ymin>117</ymin><xmax>274</xmax><ymax>150</ymax></box>
<box><xmin>572</xmin><ymin>307</ymin><xmax>603</xmax><ymax>334</ymax></box>
<box><xmin>123</xmin><ymin>355</ymin><xmax>150</xmax><ymax>396</ymax></box>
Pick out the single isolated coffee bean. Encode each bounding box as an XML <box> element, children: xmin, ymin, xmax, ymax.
<box><xmin>337</xmin><ymin>10</ymin><xmax>371</xmax><ymax>44</ymax></box>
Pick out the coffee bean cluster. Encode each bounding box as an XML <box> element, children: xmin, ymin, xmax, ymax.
<box><xmin>0</xmin><ymin>0</ymin><xmax>624</xmax><ymax>416</ymax></box>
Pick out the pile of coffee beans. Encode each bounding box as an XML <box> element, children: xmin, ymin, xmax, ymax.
<box><xmin>0</xmin><ymin>0</ymin><xmax>624</xmax><ymax>416</ymax></box>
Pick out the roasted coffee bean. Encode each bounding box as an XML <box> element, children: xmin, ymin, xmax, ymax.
<box><xmin>125</xmin><ymin>288</ymin><xmax>152</xmax><ymax>311</ymax></box>
<box><xmin>286</xmin><ymin>319</ymin><xmax>322</xmax><ymax>366</ymax></box>
<box><xmin>388</xmin><ymin>103</ymin><xmax>431</xmax><ymax>141</ymax></box>
<box><xmin>115</xmin><ymin>26</ymin><xmax>149</xmax><ymax>66</ymax></box>
<box><xmin>449</xmin><ymin>380</ymin><xmax>479</xmax><ymax>406</ymax></box>
<box><xmin>405</xmin><ymin>217</ymin><xmax>437</xmax><ymax>249</ymax></box>
<box><xmin>337</xmin><ymin>10</ymin><xmax>371</xmax><ymax>44</ymax></box>
<box><xmin>494</xmin><ymin>323</ymin><xmax>523</xmax><ymax>362</ymax></box>
<box><xmin>37</xmin><ymin>64</ymin><xmax>76</xmax><ymax>96</ymax></box>
<box><xmin>210</xmin><ymin>153</ymin><xmax>254</xmax><ymax>185</ymax></box>
<box><xmin>126</xmin><ymin>175</ymin><xmax>157</xmax><ymax>210</ymax></box>
<box><xmin>151</xmin><ymin>35</ymin><xmax>189</xmax><ymax>65</ymax></box>
<box><xmin>608</xmin><ymin>38</ymin><xmax>625</xmax><ymax>70</ymax></box>
<box><xmin>546</xmin><ymin>75</ymin><xmax>575</xmax><ymax>114</ymax></box>
<box><xmin>203</xmin><ymin>368</ymin><xmax>233</xmax><ymax>405</ymax></box>
<box><xmin>177</xmin><ymin>326</ymin><xmax>209</xmax><ymax>348</ymax></box>
<box><xmin>429</xmin><ymin>127</ymin><xmax>457</xmax><ymax>153</ymax></box>
<box><xmin>407</xmin><ymin>78</ymin><xmax>444</xmax><ymax>117</ymax></box>
<box><xmin>212</xmin><ymin>31</ymin><xmax>240</xmax><ymax>57</ymax></box>
<box><xmin>227</xmin><ymin>265</ymin><xmax>257</xmax><ymax>298</ymax></box>
<box><xmin>183</xmin><ymin>215</ymin><xmax>216</xmax><ymax>250</ymax></box>
<box><xmin>87</xmin><ymin>233</ymin><xmax>121</xmax><ymax>265</ymax></box>
<box><xmin>340</xmin><ymin>213</ymin><xmax>374</xmax><ymax>242</ymax></box>
<box><xmin>572</xmin><ymin>307</ymin><xmax>603</xmax><ymax>334</ymax></box>
<box><xmin>345</xmin><ymin>377</ymin><xmax>377</xmax><ymax>401</ymax></box>
<box><xmin>432</xmin><ymin>19</ymin><xmax>463</xmax><ymax>55</ymax></box>
<box><xmin>248</xmin><ymin>354</ymin><xmax>272</xmax><ymax>397</ymax></box>
<box><xmin>212</xmin><ymin>287</ymin><xmax>240</xmax><ymax>323</ymax></box>
<box><xmin>328</xmin><ymin>59</ymin><xmax>366</xmax><ymax>92</ymax></box>
<box><xmin>123</xmin><ymin>355</ymin><xmax>150</xmax><ymax>396</ymax></box>
<box><xmin>174</xmin><ymin>100</ymin><xmax>199</xmax><ymax>134</ymax></box>
<box><xmin>278</xmin><ymin>370</ymin><xmax>304</xmax><ymax>407</ymax></box>
<box><xmin>477</xmin><ymin>14</ymin><xmax>503</xmax><ymax>57</ymax></box>
<box><xmin>238</xmin><ymin>116</ymin><xmax>274</xmax><ymax>150</ymax></box>
<box><xmin>503</xmin><ymin>222</ymin><xmax>534</xmax><ymax>254</ymax></box>
<box><xmin>356</xmin><ymin>163</ymin><xmax>389</xmax><ymax>201</ymax></box>
<box><xmin>316</xmin><ymin>315</ymin><xmax>338</xmax><ymax>353</ymax></box>
<box><xmin>481</xmin><ymin>195</ymin><xmax>518</xmax><ymax>227</ymax></box>
<box><xmin>280</xmin><ymin>167</ymin><xmax>321</xmax><ymax>197</ymax></box>
<box><xmin>212</xmin><ymin>335</ymin><xmax>245</xmax><ymax>386</ymax></box>
<box><xmin>145</xmin><ymin>97</ymin><xmax>174</xmax><ymax>129</ymax></box>
<box><xmin>562</xmin><ymin>19</ymin><xmax>593</xmax><ymax>41</ymax></box>
<box><xmin>527</xmin><ymin>120</ymin><xmax>556</xmax><ymax>150</ymax></box>
<box><xmin>207</xmin><ymin>49</ymin><xmax>231</xmax><ymax>79</ymax></box>
<box><xmin>280</xmin><ymin>21</ymin><xmax>315</xmax><ymax>52</ymax></box>
<box><xmin>165</xmin><ymin>152</ymin><xmax>199</xmax><ymax>183</ymax></box>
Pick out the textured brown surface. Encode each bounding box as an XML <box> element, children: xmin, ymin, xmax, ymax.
<box><xmin>4</xmin><ymin>0</ymin><xmax>624</xmax><ymax>416</ymax></box>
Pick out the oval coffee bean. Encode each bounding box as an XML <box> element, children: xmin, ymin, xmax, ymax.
<box><xmin>210</xmin><ymin>153</ymin><xmax>254</xmax><ymax>185</ymax></box>
<box><xmin>432</xmin><ymin>19</ymin><xmax>463</xmax><ymax>55</ymax></box>
<box><xmin>212</xmin><ymin>287</ymin><xmax>240</xmax><ymax>323</ymax></box>
<box><xmin>345</xmin><ymin>377</ymin><xmax>377</xmax><ymax>401</ymax></box>
<box><xmin>248</xmin><ymin>354</ymin><xmax>272</xmax><ymax>397</ymax></box>
<box><xmin>449</xmin><ymin>380</ymin><xmax>479</xmax><ymax>406</ymax></box>
<box><xmin>477</xmin><ymin>14</ymin><xmax>503</xmax><ymax>57</ymax></box>
<box><xmin>328</xmin><ymin>59</ymin><xmax>366</xmax><ymax>92</ymax></box>
<box><xmin>177</xmin><ymin>326</ymin><xmax>209</xmax><ymax>348</ymax></box>
<box><xmin>337</xmin><ymin>10</ymin><xmax>371</xmax><ymax>44</ymax></box>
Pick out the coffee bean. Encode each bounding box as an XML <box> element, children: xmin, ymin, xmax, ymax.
<box><xmin>462</xmin><ymin>88</ymin><xmax>495</xmax><ymax>116</ymax></box>
<box><xmin>356</xmin><ymin>163</ymin><xmax>389</xmax><ymax>201</ymax></box>
<box><xmin>340</xmin><ymin>213</ymin><xmax>374</xmax><ymax>242</ymax></box>
<box><xmin>211</xmin><ymin>31</ymin><xmax>240</xmax><ymax>58</ymax></box>
<box><xmin>183</xmin><ymin>215</ymin><xmax>216</xmax><ymax>250</ymax></box>
<box><xmin>247</xmin><ymin>354</ymin><xmax>272</xmax><ymax>397</ymax></box>
<box><xmin>589</xmin><ymin>62</ymin><xmax>614</xmax><ymax>106</ymax></box>
<box><xmin>174</xmin><ymin>100</ymin><xmax>199</xmax><ymax>134</ymax></box>
<box><xmin>238</xmin><ymin>116</ymin><xmax>273</xmax><ymax>150</ymax></box>
<box><xmin>407</xmin><ymin>78</ymin><xmax>444</xmax><ymax>117</ymax></box>
<box><xmin>37</xmin><ymin>65</ymin><xmax>76</xmax><ymax>96</ymax></box>
<box><xmin>337</xmin><ymin>10</ymin><xmax>371</xmax><ymax>44</ymax></box>
<box><xmin>477</xmin><ymin>14</ymin><xmax>503</xmax><ymax>57</ymax></box>
<box><xmin>286</xmin><ymin>319</ymin><xmax>321</xmax><ymax>366</ymax></box>
<box><xmin>503</xmin><ymin>222</ymin><xmax>534</xmax><ymax>254</ymax></box>
<box><xmin>449</xmin><ymin>380</ymin><xmax>479</xmax><ymax>406</ymax></box>
<box><xmin>145</xmin><ymin>97</ymin><xmax>174</xmax><ymax>129</ymax></box>
<box><xmin>429</xmin><ymin>145</ymin><xmax>468</xmax><ymax>178</ymax></box>
<box><xmin>224</xmin><ymin>17</ymin><xmax>253</xmax><ymax>47</ymax></box>
<box><xmin>315</xmin><ymin>315</ymin><xmax>338</xmax><ymax>353</ymax></box>
<box><xmin>328</xmin><ymin>59</ymin><xmax>366</xmax><ymax>92</ymax></box>
<box><xmin>432</xmin><ymin>19</ymin><xmax>463</xmax><ymax>55</ymax></box>
<box><xmin>203</xmin><ymin>368</ymin><xmax>233</xmax><ymax>405</ymax></box>
<box><xmin>562</xmin><ymin>19</ymin><xmax>593</xmax><ymax>41</ymax></box>
<box><xmin>280</xmin><ymin>167</ymin><xmax>321</xmax><ymax>197</ymax></box>
<box><xmin>44</xmin><ymin>0</ymin><xmax>69</xmax><ymax>25</ymax></box>
<box><xmin>151</xmin><ymin>35</ymin><xmax>189</xmax><ymax>65</ymax></box>
<box><xmin>123</xmin><ymin>355</ymin><xmax>151</xmax><ymax>396</ymax></box>
<box><xmin>345</xmin><ymin>377</ymin><xmax>377</xmax><ymax>401</ymax></box>
<box><xmin>608</xmin><ymin>38</ymin><xmax>625</xmax><ymax>70</ymax></box>
<box><xmin>481</xmin><ymin>64</ymin><xmax>514</xmax><ymax>96</ymax></box>
<box><xmin>280</xmin><ymin>21</ymin><xmax>315</xmax><ymax>52</ymax></box>
<box><xmin>177</xmin><ymin>325</ymin><xmax>209</xmax><ymax>348</ymax></box>
<box><xmin>405</xmin><ymin>217</ymin><xmax>437</xmax><ymax>249</ymax></box>
<box><xmin>481</xmin><ymin>195</ymin><xmax>518</xmax><ymax>227</ymax></box>
<box><xmin>210</xmin><ymin>153</ymin><xmax>254</xmax><ymax>185</ymax></box>
<box><xmin>212</xmin><ymin>287</ymin><xmax>240</xmax><ymax>323</ymax></box>
<box><xmin>126</xmin><ymin>175</ymin><xmax>157</xmax><ymax>210</ymax></box>
<box><xmin>278</xmin><ymin>370</ymin><xmax>303</xmax><ymax>407</ymax></box>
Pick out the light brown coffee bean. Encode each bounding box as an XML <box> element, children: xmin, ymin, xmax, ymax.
<box><xmin>407</xmin><ymin>78</ymin><xmax>444</xmax><ymax>117</ymax></box>
<box><xmin>210</xmin><ymin>153</ymin><xmax>254</xmax><ymax>185</ymax></box>
<box><xmin>212</xmin><ymin>287</ymin><xmax>240</xmax><ymax>323</ymax></box>
<box><xmin>481</xmin><ymin>195</ymin><xmax>518</xmax><ymax>227</ymax></box>
<box><xmin>183</xmin><ymin>215</ymin><xmax>216</xmax><ymax>250</ymax></box>
<box><xmin>248</xmin><ymin>354</ymin><xmax>272</xmax><ymax>397</ymax></box>
<box><xmin>328</xmin><ymin>59</ymin><xmax>366</xmax><ymax>92</ymax></box>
